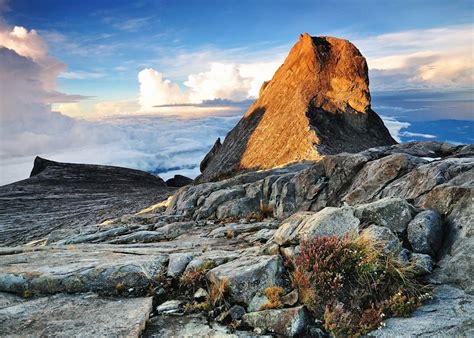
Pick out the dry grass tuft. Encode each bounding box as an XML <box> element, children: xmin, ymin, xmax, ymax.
<box><xmin>260</xmin><ymin>286</ymin><xmax>285</xmax><ymax>310</ymax></box>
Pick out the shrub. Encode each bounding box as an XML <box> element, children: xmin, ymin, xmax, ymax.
<box><xmin>290</xmin><ymin>234</ymin><xmax>428</xmax><ymax>336</ymax></box>
<box><xmin>260</xmin><ymin>286</ymin><xmax>285</xmax><ymax>310</ymax></box>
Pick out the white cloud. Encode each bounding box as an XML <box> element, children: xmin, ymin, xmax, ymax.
<box><xmin>60</xmin><ymin>70</ymin><xmax>105</xmax><ymax>79</ymax></box>
<box><xmin>380</xmin><ymin>116</ymin><xmax>410</xmax><ymax>143</ymax></box>
<box><xmin>138</xmin><ymin>68</ymin><xmax>190</xmax><ymax>109</ymax></box>
<box><xmin>185</xmin><ymin>63</ymin><xmax>252</xmax><ymax>102</ymax></box>
<box><xmin>356</xmin><ymin>24</ymin><xmax>474</xmax><ymax>90</ymax></box>
<box><xmin>137</xmin><ymin>61</ymin><xmax>280</xmax><ymax>111</ymax></box>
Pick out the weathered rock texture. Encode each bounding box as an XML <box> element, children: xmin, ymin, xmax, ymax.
<box><xmin>0</xmin><ymin>293</ymin><xmax>153</xmax><ymax>337</ymax></box>
<box><xmin>0</xmin><ymin>141</ymin><xmax>472</xmax><ymax>337</ymax></box>
<box><xmin>197</xmin><ymin>33</ymin><xmax>395</xmax><ymax>182</ymax></box>
<box><xmin>0</xmin><ymin>157</ymin><xmax>175</xmax><ymax>246</ymax></box>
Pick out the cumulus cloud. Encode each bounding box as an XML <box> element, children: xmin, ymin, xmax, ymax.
<box><xmin>0</xmin><ymin>24</ymin><xmax>93</xmax><ymax>162</ymax></box>
<box><xmin>137</xmin><ymin>61</ymin><xmax>279</xmax><ymax>111</ymax></box>
<box><xmin>138</xmin><ymin>68</ymin><xmax>190</xmax><ymax>109</ymax></box>
<box><xmin>185</xmin><ymin>63</ymin><xmax>252</xmax><ymax>102</ymax></box>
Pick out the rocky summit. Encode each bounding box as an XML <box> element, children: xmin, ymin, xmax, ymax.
<box><xmin>0</xmin><ymin>141</ymin><xmax>473</xmax><ymax>337</ymax></box>
<box><xmin>0</xmin><ymin>34</ymin><xmax>473</xmax><ymax>337</ymax></box>
<box><xmin>198</xmin><ymin>33</ymin><xmax>395</xmax><ymax>182</ymax></box>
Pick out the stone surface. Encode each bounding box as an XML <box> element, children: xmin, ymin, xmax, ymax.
<box><xmin>273</xmin><ymin>207</ymin><xmax>360</xmax><ymax>245</ymax></box>
<box><xmin>165</xmin><ymin>174</ymin><xmax>193</xmax><ymax>187</ymax></box>
<box><xmin>229</xmin><ymin>305</ymin><xmax>246</xmax><ymax>320</ymax></box>
<box><xmin>197</xmin><ymin>34</ymin><xmax>395</xmax><ymax>183</ymax></box>
<box><xmin>0</xmin><ymin>293</ymin><xmax>153</xmax><ymax>337</ymax></box>
<box><xmin>407</xmin><ymin>210</ymin><xmax>444</xmax><ymax>256</ymax></box>
<box><xmin>143</xmin><ymin>313</ymin><xmax>259</xmax><ymax>337</ymax></box>
<box><xmin>0</xmin><ymin>246</ymin><xmax>167</xmax><ymax>295</ymax></box>
<box><xmin>361</xmin><ymin>224</ymin><xmax>401</xmax><ymax>254</ymax></box>
<box><xmin>0</xmin><ymin>157</ymin><xmax>174</xmax><ymax>246</ymax></box>
<box><xmin>371</xmin><ymin>285</ymin><xmax>474</xmax><ymax>337</ymax></box>
<box><xmin>281</xmin><ymin>289</ymin><xmax>299</xmax><ymax>306</ymax></box>
<box><xmin>242</xmin><ymin>306</ymin><xmax>311</xmax><ymax>336</ymax></box>
<box><xmin>156</xmin><ymin>300</ymin><xmax>183</xmax><ymax>314</ymax></box>
<box><xmin>354</xmin><ymin>198</ymin><xmax>415</xmax><ymax>233</ymax></box>
<box><xmin>411</xmin><ymin>253</ymin><xmax>434</xmax><ymax>276</ymax></box>
<box><xmin>207</xmin><ymin>255</ymin><xmax>284</xmax><ymax>305</ymax></box>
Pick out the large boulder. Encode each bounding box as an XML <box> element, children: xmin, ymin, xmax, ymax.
<box><xmin>273</xmin><ymin>207</ymin><xmax>360</xmax><ymax>245</ymax></box>
<box><xmin>354</xmin><ymin>198</ymin><xmax>415</xmax><ymax>234</ymax></box>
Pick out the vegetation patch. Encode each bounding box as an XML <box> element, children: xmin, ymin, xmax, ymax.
<box><xmin>179</xmin><ymin>260</ymin><xmax>216</xmax><ymax>291</ymax></box>
<box><xmin>260</xmin><ymin>286</ymin><xmax>285</xmax><ymax>310</ymax></box>
<box><xmin>289</xmin><ymin>234</ymin><xmax>430</xmax><ymax>336</ymax></box>
<box><xmin>184</xmin><ymin>278</ymin><xmax>230</xmax><ymax>313</ymax></box>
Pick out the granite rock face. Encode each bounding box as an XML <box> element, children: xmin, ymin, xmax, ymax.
<box><xmin>0</xmin><ymin>157</ymin><xmax>175</xmax><ymax>246</ymax></box>
<box><xmin>0</xmin><ymin>293</ymin><xmax>153</xmax><ymax>337</ymax></box>
<box><xmin>0</xmin><ymin>141</ymin><xmax>472</xmax><ymax>337</ymax></box>
<box><xmin>197</xmin><ymin>33</ymin><xmax>395</xmax><ymax>182</ymax></box>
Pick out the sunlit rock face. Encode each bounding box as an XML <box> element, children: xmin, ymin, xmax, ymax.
<box><xmin>197</xmin><ymin>33</ymin><xmax>396</xmax><ymax>182</ymax></box>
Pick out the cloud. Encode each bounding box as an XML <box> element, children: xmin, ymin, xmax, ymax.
<box><xmin>185</xmin><ymin>63</ymin><xmax>252</xmax><ymax>102</ymax></box>
<box><xmin>379</xmin><ymin>116</ymin><xmax>410</xmax><ymax>142</ymax></box>
<box><xmin>356</xmin><ymin>24</ymin><xmax>474</xmax><ymax>90</ymax></box>
<box><xmin>137</xmin><ymin>61</ymin><xmax>280</xmax><ymax>111</ymax></box>
<box><xmin>112</xmin><ymin>17</ymin><xmax>152</xmax><ymax>32</ymax></box>
<box><xmin>138</xmin><ymin>68</ymin><xmax>190</xmax><ymax>109</ymax></box>
<box><xmin>60</xmin><ymin>70</ymin><xmax>106</xmax><ymax>79</ymax></box>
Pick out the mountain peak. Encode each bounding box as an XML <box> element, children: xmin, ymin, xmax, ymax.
<box><xmin>198</xmin><ymin>34</ymin><xmax>396</xmax><ymax>182</ymax></box>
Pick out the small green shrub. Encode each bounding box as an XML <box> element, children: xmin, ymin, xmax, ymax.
<box><xmin>290</xmin><ymin>234</ymin><xmax>428</xmax><ymax>336</ymax></box>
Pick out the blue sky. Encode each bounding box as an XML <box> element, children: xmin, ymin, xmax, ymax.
<box><xmin>3</xmin><ymin>0</ymin><xmax>473</xmax><ymax>105</ymax></box>
<box><xmin>0</xmin><ymin>0</ymin><xmax>472</xmax><ymax>184</ymax></box>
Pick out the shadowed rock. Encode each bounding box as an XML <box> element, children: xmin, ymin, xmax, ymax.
<box><xmin>0</xmin><ymin>157</ymin><xmax>175</xmax><ymax>246</ymax></box>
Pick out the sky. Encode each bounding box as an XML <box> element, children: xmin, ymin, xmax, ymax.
<box><xmin>0</xmin><ymin>0</ymin><xmax>473</xmax><ymax>185</ymax></box>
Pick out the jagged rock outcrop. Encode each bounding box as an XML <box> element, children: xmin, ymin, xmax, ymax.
<box><xmin>197</xmin><ymin>33</ymin><xmax>395</xmax><ymax>182</ymax></box>
<box><xmin>0</xmin><ymin>141</ymin><xmax>472</xmax><ymax>336</ymax></box>
<box><xmin>0</xmin><ymin>157</ymin><xmax>175</xmax><ymax>246</ymax></box>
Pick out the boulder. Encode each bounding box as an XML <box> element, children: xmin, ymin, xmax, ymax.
<box><xmin>273</xmin><ymin>207</ymin><xmax>360</xmax><ymax>245</ymax></box>
<box><xmin>241</xmin><ymin>306</ymin><xmax>311</xmax><ymax>337</ymax></box>
<box><xmin>207</xmin><ymin>255</ymin><xmax>284</xmax><ymax>305</ymax></box>
<box><xmin>407</xmin><ymin>210</ymin><xmax>443</xmax><ymax>256</ymax></box>
<box><xmin>354</xmin><ymin>198</ymin><xmax>415</xmax><ymax>234</ymax></box>
<box><xmin>361</xmin><ymin>224</ymin><xmax>401</xmax><ymax>254</ymax></box>
<box><xmin>0</xmin><ymin>247</ymin><xmax>167</xmax><ymax>296</ymax></box>
<box><xmin>248</xmin><ymin>293</ymin><xmax>270</xmax><ymax>312</ymax></box>
<box><xmin>411</xmin><ymin>253</ymin><xmax>434</xmax><ymax>276</ymax></box>
<box><xmin>167</xmin><ymin>252</ymin><xmax>196</xmax><ymax>278</ymax></box>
